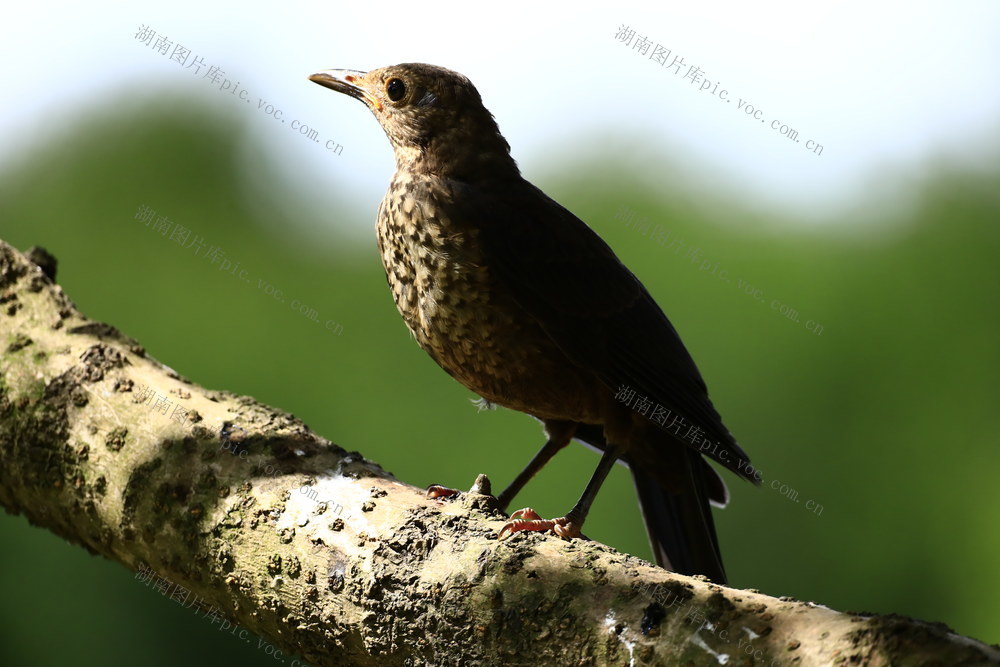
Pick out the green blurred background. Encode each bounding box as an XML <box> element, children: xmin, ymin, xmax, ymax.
<box><xmin>2</xmin><ymin>84</ymin><xmax>999</xmax><ymax>667</ymax></box>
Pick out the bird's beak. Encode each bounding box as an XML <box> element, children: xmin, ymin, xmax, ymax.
<box><xmin>309</xmin><ymin>69</ymin><xmax>382</xmax><ymax>111</ymax></box>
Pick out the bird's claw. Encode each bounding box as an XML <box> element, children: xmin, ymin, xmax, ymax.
<box><xmin>427</xmin><ymin>484</ymin><xmax>461</xmax><ymax>500</ymax></box>
<box><xmin>497</xmin><ymin>508</ymin><xmax>581</xmax><ymax>540</ymax></box>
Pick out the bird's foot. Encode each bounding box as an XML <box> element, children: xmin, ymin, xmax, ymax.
<box><xmin>428</xmin><ymin>474</ymin><xmax>494</xmax><ymax>501</ymax></box>
<box><xmin>426</xmin><ymin>484</ymin><xmax>461</xmax><ymax>500</ymax></box>
<box><xmin>497</xmin><ymin>507</ymin><xmax>581</xmax><ymax>540</ymax></box>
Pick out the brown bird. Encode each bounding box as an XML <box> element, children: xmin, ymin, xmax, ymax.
<box><xmin>309</xmin><ymin>63</ymin><xmax>758</xmax><ymax>584</ymax></box>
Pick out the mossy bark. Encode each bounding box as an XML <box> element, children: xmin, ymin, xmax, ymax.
<box><xmin>1</xmin><ymin>239</ymin><xmax>997</xmax><ymax>666</ymax></box>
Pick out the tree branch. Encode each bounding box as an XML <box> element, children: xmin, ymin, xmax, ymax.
<box><xmin>1</xmin><ymin>239</ymin><xmax>996</xmax><ymax>666</ymax></box>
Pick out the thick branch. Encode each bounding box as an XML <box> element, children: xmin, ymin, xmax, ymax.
<box><xmin>1</xmin><ymin>239</ymin><xmax>997</xmax><ymax>666</ymax></box>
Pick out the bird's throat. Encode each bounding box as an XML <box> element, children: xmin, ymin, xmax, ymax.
<box><xmin>392</xmin><ymin>129</ymin><xmax>519</xmax><ymax>182</ymax></box>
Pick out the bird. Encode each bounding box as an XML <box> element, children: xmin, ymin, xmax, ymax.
<box><xmin>308</xmin><ymin>63</ymin><xmax>758</xmax><ymax>584</ymax></box>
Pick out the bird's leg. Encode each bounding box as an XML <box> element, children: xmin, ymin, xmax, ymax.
<box><xmin>434</xmin><ymin>421</ymin><xmax>575</xmax><ymax>505</ymax></box>
<box><xmin>496</xmin><ymin>420</ymin><xmax>576</xmax><ymax>512</ymax></box>
<box><xmin>498</xmin><ymin>442</ymin><xmax>626</xmax><ymax>540</ymax></box>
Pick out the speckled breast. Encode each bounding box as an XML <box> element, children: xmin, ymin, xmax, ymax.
<box><xmin>374</xmin><ymin>174</ymin><xmax>603</xmax><ymax>422</ymax></box>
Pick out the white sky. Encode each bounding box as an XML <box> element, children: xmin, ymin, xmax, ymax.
<box><xmin>2</xmin><ymin>1</ymin><xmax>999</xmax><ymax>231</ymax></box>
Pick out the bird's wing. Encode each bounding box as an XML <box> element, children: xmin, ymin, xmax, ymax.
<box><xmin>456</xmin><ymin>179</ymin><xmax>755</xmax><ymax>481</ymax></box>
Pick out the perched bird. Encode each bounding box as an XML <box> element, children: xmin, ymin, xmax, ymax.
<box><xmin>309</xmin><ymin>63</ymin><xmax>758</xmax><ymax>584</ymax></box>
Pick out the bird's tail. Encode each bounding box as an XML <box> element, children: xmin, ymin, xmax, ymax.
<box><xmin>632</xmin><ymin>448</ymin><xmax>729</xmax><ymax>585</ymax></box>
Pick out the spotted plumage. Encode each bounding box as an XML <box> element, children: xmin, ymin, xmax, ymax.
<box><xmin>310</xmin><ymin>63</ymin><xmax>757</xmax><ymax>584</ymax></box>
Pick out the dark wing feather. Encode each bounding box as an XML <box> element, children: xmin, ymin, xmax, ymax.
<box><xmin>456</xmin><ymin>178</ymin><xmax>755</xmax><ymax>481</ymax></box>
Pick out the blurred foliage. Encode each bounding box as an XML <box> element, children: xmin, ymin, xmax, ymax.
<box><xmin>1</xmin><ymin>92</ymin><xmax>998</xmax><ymax>666</ymax></box>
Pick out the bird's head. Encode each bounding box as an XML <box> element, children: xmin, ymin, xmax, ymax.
<box><xmin>309</xmin><ymin>63</ymin><xmax>518</xmax><ymax>180</ymax></box>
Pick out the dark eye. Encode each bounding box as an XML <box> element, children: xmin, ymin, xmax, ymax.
<box><xmin>386</xmin><ymin>78</ymin><xmax>406</xmax><ymax>101</ymax></box>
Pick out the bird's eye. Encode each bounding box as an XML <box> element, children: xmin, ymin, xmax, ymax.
<box><xmin>386</xmin><ymin>78</ymin><xmax>406</xmax><ymax>102</ymax></box>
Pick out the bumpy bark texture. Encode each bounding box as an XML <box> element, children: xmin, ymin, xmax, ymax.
<box><xmin>1</xmin><ymin>239</ymin><xmax>997</xmax><ymax>666</ymax></box>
